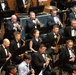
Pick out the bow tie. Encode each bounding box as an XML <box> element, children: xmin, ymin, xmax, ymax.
<box><xmin>71</xmin><ymin>27</ymin><xmax>76</xmax><ymax>30</ymax></box>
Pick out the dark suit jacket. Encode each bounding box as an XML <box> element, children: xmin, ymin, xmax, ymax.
<box><xmin>9</xmin><ymin>39</ymin><xmax>23</xmax><ymax>55</ymax></box>
<box><xmin>47</xmin><ymin>15</ymin><xmax>61</xmax><ymax>27</ymax></box>
<box><xmin>69</xmin><ymin>12</ymin><xmax>75</xmax><ymax>22</ymax></box>
<box><xmin>5</xmin><ymin>20</ymin><xmax>20</xmax><ymax>34</ymax></box>
<box><xmin>64</xmin><ymin>26</ymin><xmax>72</xmax><ymax>37</ymax></box>
<box><xmin>44</xmin><ymin>32</ymin><xmax>63</xmax><ymax>47</ymax></box>
<box><xmin>0</xmin><ymin>45</ymin><xmax>8</xmax><ymax>67</ymax></box>
<box><xmin>0</xmin><ymin>0</ymin><xmax>10</xmax><ymax>12</ymax></box>
<box><xmin>59</xmin><ymin>46</ymin><xmax>76</xmax><ymax>64</ymax></box>
<box><xmin>32</xmin><ymin>51</ymin><xmax>48</xmax><ymax>75</ymax></box>
<box><xmin>26</xmin><ymin>18</ymin><xmax>40</xmax><ymax>33</ymax></box>
<box><xmin>16</xmin><ymin>0</ymin><xmax>32</xmax><ymax>12</ymax></box>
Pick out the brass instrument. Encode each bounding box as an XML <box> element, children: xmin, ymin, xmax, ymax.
<box><xmin>54</xmin><ymin>34</ymin><xmax>61</xmax><ymax>53</ymax></box>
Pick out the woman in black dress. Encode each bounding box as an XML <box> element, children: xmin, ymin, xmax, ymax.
<box><xmin>29</xmin><ymin>29</ymin><xmax>42</xmax><ymax>52</ymax></box>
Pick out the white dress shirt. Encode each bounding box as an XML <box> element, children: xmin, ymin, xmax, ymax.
<box><xmin>18</xmin><ymin>61</ymin><xmax>30</xmax><ymax>75</ymax></box>
<box><xmin>71</xmin><ymin>29</ymin><xmax>76</xmax><ymax>37</ymax></box>
<box><xmin>1</xmin><ymin>2</ymin><xmax>5</xmax><ymax>11</ymax></box>
<box><xmin>2</xmin><ymin>44</ymin><xmax>8</xmax><ymax>56</ymax></box>
<box><xmin>22</xmin><ymin>0</ymin><xmax>26</xmax><ymax>5</ymax></box>
<box><xmin>68</xmin><ymin>48</ymin><xmax>75</xmax><ymax>58</ymax></box>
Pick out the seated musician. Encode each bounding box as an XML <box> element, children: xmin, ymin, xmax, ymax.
<box><xmin>44</xmin><ymin>25</ymin><xmax>63</xmax><ymax>55</ymax></box>
<box><xmin>68</xmin><ymin>5</ymin><xmax>76</xmax><ymax>22</ymax></box>
<box><xmin>29</xmin><ymin>29</ymin><xmax>42</xmax><ymax>53</ymax></box>
<box><xmin>32</xmin><ymin>43</ymin><xmax>56</xmax><ymax>75</ymax></box>
<box><xmin>26</xmin><ymin>11</ymin><xmax>43</xmax><ymax>39</ymax></box>
<box><xmin>47</xmin><ymin>9</ymin><xmax>64</xmax><ymax>34</ymax></box>
<box><xmin>69</xmin><ymin>65</ymin><xmax>76</xmax><ymax>75</ymax></box>
<box><xmin>0</xmin><ymin>0</ymin><xmax>10</xmax><ymax>12</ymax></box>
<box><xmin>9</xmin><ymin>31</ymin><xmax>24</xmax><ymax>64</ymax></box>
<box><xmin>64</xmin><ymin>19</ymin><xmax>76</xmax><ymax>37</ymax></box>
<box><xmin>0</xmin><ymin>38</ymin><xmax>11</xmax><ymax>69</ymax></box>
<box><xmin>16</xmin><ymin>0</ymin><xmax>32</xmax><ymax>13</ymax></box>
<box><xmin>5</xmin><ymin>65</ymin><xmax>18</xmax><ymax>75</ymax></box>
<box><xmin>18</xmin><ymin>54</ymin><xmax>35</xmax><ymax>75</ymax></box>
<box><xmin>58</xmin><ymin>40</ymin><xmax>76</xmax><ymax>72</ymax></box>
<box><xmin>3</xmin><ymin>15</ymin><xmax>23</xmax><ymax>41</ymax></box>
<box><xmin>0</xmin><ymin>0</ymin><xmax>10</xmax><ymax>33</ymax></box>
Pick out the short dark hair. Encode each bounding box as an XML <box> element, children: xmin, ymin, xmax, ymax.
<box><xmin>7</xmin><ymin>65</ymin><xmax>16</xmax><ymax>72</ymax></box>
<box><xmin>23</xmin><ymin>54</ymin><xmax>32</xmax><ymax>60</ymax></box>
<box><xmin>39</xmin><ymin>43</ymin><xmax>46</xmax><ymax>48</ymax></box>
<box><xmin>73</xmin><ymin>5</ymin><xmax>76</xmax><ymax>8</ymax></box>
<box><xmin>66</xmin><ymin>40</ymin><xmax>73</xmax><ymax>44</ymax></box>
<box><xmin>14</xmin><ymin>31</ymin><xmax>20</xmax><ymax>36</ymax></box>
<box><xmin>53</xmin><ymin>25</ymin><xmax>59</xmax><ymax>29</ymax></box>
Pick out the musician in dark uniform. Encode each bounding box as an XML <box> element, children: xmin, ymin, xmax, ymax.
<box><xmin>3</xmin><ymin>15</ymin><xmax>22</xmax><ymax>41</ymax></box>
<box><xmin>29</xmin><ymin>29</ymin><xmax>42</xmax><ymax>53</ymax></box>
<box><xmin>32</xmin><ymin>43</ymin><xmax>56</xmax><ymax>75</ymax></box>
<box><xmin>0</xmin><ymin>39</ymin><xmax>11</xmax><ymax>69</ymax></box>
<box><xmin>68</xmin><ymin>5</ymin><xmax>76</xmax><ymax>22</ymax></box>
<box><xmin>69</xmin><ymin>65</ymin><xmax>76</xmax><ymax>75</ymax></box>
<box><xmin>9</xmin><ymin>31</ymin><xmax>24</xmax><ymax>64</ymax></box>
<box><xmin>16</xmin><ymin>0</ymin><xmax>33</xmax><ymax>13</ymax></box>
<box><xmin>64</xmin><ymin>19</ymin><xmax>76</xmax><ymax>37</ymax></box>
<box><xmin>0</xmin><ymin>0</ymin><xmax>10</xmax><ymax>33</ymax></box>
<box><xmin>44</xmin><ymin>25</ymin><xmax>63</xmax><ymax>55</ymax></box>
<box><xmin>5</xmin><ymin>65</ymin><xmax>18</xmax><ymax>75</ymax></box>
<box><xmin>26</xmin><ymin>11</ymin><xmax>43</xmax><ymax>39</ymax></box>
<box><xmin>58</xmin><ymin>40</ymin><xmax>76</xmax><ymax>72</ymax></box>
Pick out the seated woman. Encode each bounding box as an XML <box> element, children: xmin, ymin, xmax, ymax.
<box><xmin>29</xmin><ymin>29</ymin><xmax>42</xmax><ymax>53</ymax></box>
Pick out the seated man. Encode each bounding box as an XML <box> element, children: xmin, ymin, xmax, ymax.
<box><xmin>0</xmin><ymin>0</ymin><xmax>10</xmax><ymax>32</ymax></box>
<box><xmin>32</xmin><ymin>43</ymin><xmax>56</xmax><ymax>75</ymax></box>
<box><xmin>26</xmin><ymin>11</ymin><xmax>43</xmax><ymax>39</ymax></box>
<box><xmin>47</xmin><ymin>9</ymin><xmax>63</xmax><ymax>28</ymax></box>
<box><xmin>9</xmin><ymin>31</ymin><xmax>24</xmax><ymax>64</ymax></box>
<box><xmin>3</xmin><ymin>15</ymin><xmax>22</xmax><ymax>41</ymax></box>
<box><xmin>64</xmin><ymin>19</ymin><xmax>76</xmax><ymax>38</ymax></box>
<box><xmin>5</xmin><ymin>65</ymin><xmax>18</xmax><ymax>75</ymax></box>
<box><xmin>16</xmin><ymin>0</ymin><xmax>33</xmax><ymax>13</ymax></box>
<box><xmin>44</xmin><ymin>25</ymin><xmax>63</xmax><ymax>55</ymax></box>
<box><xmin>0</xmin><ymin>39</ymin><xmax>11</xmax><ymax>69</ymax></box>
<box><xmin>68</xmin><ymin>5</ymin><xmax>76</xmax><ymax>22</ymax></box>
<box><xmin>47</xmin><ymin>9</ymin><xmax>64</xmax><ymax>34</ymax></box>
<box><xmin>58</xmin><ymin>40</ymin><xmax>76</xmax><ymax>72</ymax></box>
<box><xmin>0</xmin><ymin>0</ymin><xmax>10</xmax><ymax>12</ymax></box>
<box><xmin>18</xmin><ymin>54</ymin><xmax>35</xmax><ymax>75</ymax></box>
<box><xmin>69</xmin><ymin>65</ymin><xmax>76</xmax><ymax>75</ymax></box>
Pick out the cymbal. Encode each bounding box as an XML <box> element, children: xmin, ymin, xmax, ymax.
<box><xmin>45</xmin><ymin>5</ymin><xmax>57</xmax><ymax>10</ymax></box>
